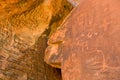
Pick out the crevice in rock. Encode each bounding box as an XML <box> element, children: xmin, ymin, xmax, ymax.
<box><xmin>0</xmin><ymin>0</ymin><xmax>73</xmax><ymax>80</ymax></box>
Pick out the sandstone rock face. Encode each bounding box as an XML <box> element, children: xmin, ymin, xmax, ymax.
<box><xmin>45</xmin><ymin>27</ymin><xmax>65</xmax><ymax>68</ymax></box>
<box><xmin>45</xmin><ymin>0</ymin><xmax>120</xmax><ymax>80</ymax></box>
<box><xmin>0</xmin><ymin>0</ymin><xmax>72</xmax><ymax>80</ymax></box>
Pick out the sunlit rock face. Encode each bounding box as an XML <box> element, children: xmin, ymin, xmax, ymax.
<box><xmin>45</xmin><ymin>0</ymin><xmax>120</xmax><ymax>80</ymax></box>
<box><xmin>0</xmin><ymin>0</ymin><xmax>43</xmax><ymax>19</ymax></box>
<box><xmin>0</xmin><ymin>0</ymin><xmax>72</xmax><ymax>80</ymax></box>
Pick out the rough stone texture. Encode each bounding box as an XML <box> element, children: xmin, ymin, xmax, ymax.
<box><xmin>0</xmin><ymin>0</ymin><xmax>72</xmax><ymax>80</ymax></box>
<box><xmin>45</xmin><ymin>23</ymin><xmax>66</xmax><ymax>68</ymax></box>
<box><xmin>45</xmin><ymin>0</ymin><xmax>120</xmax><ymax>80</ymax></box>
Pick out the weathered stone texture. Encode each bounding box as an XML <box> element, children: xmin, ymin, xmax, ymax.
<box><xmin>45</xmin><ymin>0</ymin><xmax>120</xmax><ymax>80</ymax></box>
<box><xmin>0</xmin><ymin>0</ymin><xmax>72</xmax><ymax>80</ymax></box>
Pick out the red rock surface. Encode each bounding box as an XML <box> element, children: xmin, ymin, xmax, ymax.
<box><xmin>45</xmin><ymin>0</ymin><xmax>120</xmax><ymax>80</ymax></box>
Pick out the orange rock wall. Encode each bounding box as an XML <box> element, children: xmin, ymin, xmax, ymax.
<box><xmin>0</xmin><ymin>0</ymin><xmax>73</xmax><ymax>80</ymax></box>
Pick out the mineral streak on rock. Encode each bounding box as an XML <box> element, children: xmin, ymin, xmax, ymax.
<box><xmin>0</xmin><ymin>0</ymin><xmax>73</xmax><ymax>80</ymax></box>
<box><xmin>67</xmin><ymin>0</ymin><xmax>81</xmax><ymax>6</ymax></box>
<box><xmin>46</xmin><ymin>0</ymin><xmax>120</xmax><ymax>80</ymax></box>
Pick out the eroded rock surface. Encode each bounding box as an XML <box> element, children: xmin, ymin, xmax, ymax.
<box><xmin>0</xmin><ymin>0</ymin><xmax>72</xmax><ymax>80</ymax></box>
<box><xmin>45</xmin><ymin>0</ymin><xmax>120</xmax><ymax>80</ymax></box>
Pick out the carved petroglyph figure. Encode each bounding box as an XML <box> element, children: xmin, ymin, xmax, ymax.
<box><xmin>45</xmin><ymin>0</ymin><xmax>120</xmax><ymax>80</ymax></box>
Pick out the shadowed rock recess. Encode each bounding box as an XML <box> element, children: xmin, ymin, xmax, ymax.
<box><xmin>0</xmin><ymin>0</ymin><xmax>73</xmax><ymax>80</ymax></box>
